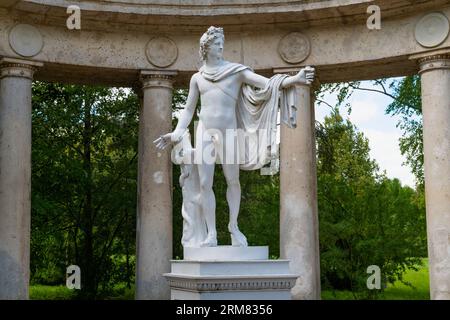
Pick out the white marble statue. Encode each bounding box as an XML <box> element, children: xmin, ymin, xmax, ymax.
<box><xmin>154</xmin><ymin>26</ymin><xmax>315</xmax><ymax>248</ymax></box>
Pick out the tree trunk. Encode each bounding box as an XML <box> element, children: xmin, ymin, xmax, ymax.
<box><xmin>81</xmin><ymin>97</ymin><xmax>96</xmax><ymax>298</ymax></box>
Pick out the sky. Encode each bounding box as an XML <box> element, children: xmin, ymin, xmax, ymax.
<box><xmin>315</xmin><ymin>79</ymin><xmax>417</xmax><ymax>188</ymax></box>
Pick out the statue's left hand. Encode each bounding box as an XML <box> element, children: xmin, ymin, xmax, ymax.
<box><xmin>298</xmin><ymin>66</ymin><xmax>315</xmax><ymax>85</ymax></box>
<box><xmin>153</xmin><ymin>133</ymin><xmax>173</xmax><ymax>150</ymax></box>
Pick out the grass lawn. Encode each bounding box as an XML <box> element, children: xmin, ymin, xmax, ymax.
<box><xmin>382</xmin><ymin>259</ymin><xmax>430</xmax><ymax>300</ymax></box>
<box><xmin>30</xmin><ymin>285</ymin><xmax>76</xmax><ymax>300</ymax></box>
<box><xmin>30</xmin><ymin>259</ymin><xmax>430</xmax><ymax>300</ymax></box>
<box><xmin>30</xmin><ymin>283</ymin><xmax>135</xmax><ymax>300</ymax></box>
<box><xmin>322</xmin><ymin>259</ymin><xmax>430</xmax><ymax>300</ymax></box>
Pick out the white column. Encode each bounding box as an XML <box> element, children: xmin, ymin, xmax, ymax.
<box><xmin>279</xmin><ymin>75</ymin><xmax>320</xmax><ymax>300</ymax></box>
<box><xmin>135</xmin><ymin>70</ymin><xmax>176</xmax><ymax>300</ymax></box>
<box><xmin>419</xmin><ymin>54</ymin><xmax>450</xmax><ymax>300</ymax></box>
<box><xmin>0</xmin><ymin>57</ymin><xmax>42</xmax><ymax>300</ymax></box>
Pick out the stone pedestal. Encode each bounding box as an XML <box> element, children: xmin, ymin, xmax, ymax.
<box><xmin>164</xmin><ymin>246</ymin><xmax>298</xmax><ymax>300</ymax></box>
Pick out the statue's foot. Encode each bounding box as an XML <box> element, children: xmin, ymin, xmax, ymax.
<box><xmin>200</xmin><ymin>234</ymin><xmax>218</xmax><ymax>247</ymax></box>
<box><xmin>228</xmin><ymin>225</ymin><xmax>248</xmax><ymax>247</ymax></box>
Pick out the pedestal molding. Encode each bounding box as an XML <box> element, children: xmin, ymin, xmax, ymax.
<box><xmin>165</xmin><ymin>275</ymin><xmax>298</xmax><ymax>292</ymax></box>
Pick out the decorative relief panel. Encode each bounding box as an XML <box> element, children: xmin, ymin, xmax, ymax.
<box><xmin>278</xmin><ymin>32</ymin><xmax>310</xmax><ymax>64</ymax></box>
<box><xmin>145</xmin><ymin>36</ymin><xmax>178</xmax><ymax>68</ymax></box>
<box><xmin>415</xmin><ymin>12</ymin><xmax>450</xmax><ymax>48</ymax></box>
<box><xmin>9</xmin><ymin>24</ymin><xmax>44</xmax><ymax>57</ymax></box>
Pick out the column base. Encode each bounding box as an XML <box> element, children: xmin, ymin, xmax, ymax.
<box><xmin>164</xmin><ymin>246</ymin><xmax>299</xmax><ymax>300</ymax></box>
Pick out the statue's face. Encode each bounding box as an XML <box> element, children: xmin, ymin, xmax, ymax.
<box><xmin>206</xmin><ymin>37</ymin><xmax>224</xmax><ymax>61</ymax></box>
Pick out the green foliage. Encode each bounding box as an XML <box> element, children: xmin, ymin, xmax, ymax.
<box><xmin>319</xmin><ymin>77</ymin><xmax>424</xmax><ymax>187</ymax></box>
<box><xmin>214</xmin><ymin>168</ymin><xmax>280</xmax><ymax>256</ymax></box>
<box><xmin>322</xmin><ymin>258</ymin><xmax>429</xmax><ymax>300</ymax></box>
<box><xmin>317</xmin><ymin>109</ymin><xmax>427</xmax><ymax>298</ymax></box>
<box><xmin>30</xmin><ymin>285</ymin><xmax>76</xmax><ymax>300</ymax></box>
<box><xmin>386</xmin><ymin>76</ymin><xmax>424</xmax><ymax>187</ymax></box>
<box><xmin>32</xmin><ymin>259</ymin><xmax>429</xmax><ymax>300</ymax></box>
<box><xmin>29</xmin><ymin>283</ymin><xmax>135</xmax><ymax>300</ymax></box>
<box><xmin>31</xmin><ymin>83</ymin><xmax>139</xmax><ymax>298</ymax></box>
<box><xmin>382</xmin><ymin>258</ymin><xmax>429</xmax><ymax>300</ymax></box>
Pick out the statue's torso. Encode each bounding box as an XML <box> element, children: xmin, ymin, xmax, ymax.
<box><xmin>195</xmin><ymin>71</ymin><xmax>243</xmax><ymax>131</ymax></box>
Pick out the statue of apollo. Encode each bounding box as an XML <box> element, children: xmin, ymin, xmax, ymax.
<box><xmin>154</xmin><ymin>26</ymin><xmax>315</xmax><ymax>247</ymax></box>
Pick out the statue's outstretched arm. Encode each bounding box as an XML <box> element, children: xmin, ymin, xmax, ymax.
<box><xmin>241</xmin><ymin>69</ymin><xmax>270</xmax><ymax>88</ymax></box>
<box><xmin>241</xmin><ymin>67</ymin><xmax>315</xmax><ymax>90</ymax></box>
<box><xmin>154</xmin><ymin>74</ymin><xmax>199</xmax><ymax>150</ymax></box>
<box><xmin>280</xmin><ymin>66</ymin><xmax>315</xmax><ymax>88</ymax></box>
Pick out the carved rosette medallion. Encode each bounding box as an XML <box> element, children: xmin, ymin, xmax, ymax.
<box><xmin>9</xmin><ymin>24</ymin><xmax>44</xmax><ymax>57</ymax></box>
<box><xmin>145</xmin><ymin>36</ymin><xmax>178</xmax><ymax>68</ymax></box>
<box><xmin>278</xmin><ymin>32</ymin><xmax>311</xmax><ymax>64</ymax></box>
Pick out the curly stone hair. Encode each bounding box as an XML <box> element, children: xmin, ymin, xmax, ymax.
<box><xmin>199</xmin><ymin>26</ymin><xmax>225</xmax><ymax>61</ymax></box>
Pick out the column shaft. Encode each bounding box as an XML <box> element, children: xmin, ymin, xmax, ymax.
<box><xmin>280</xmin><ymin>83</ymin><xmax>320</xmax><ymax>300</ymax></box>
<box><xmin>135</xmin><ymin>71</ymin><xmax>175</xmax><ymax>300</ymax></box>
<box><xmin>419</xmin><ymin>55</ymin><xmax>450</xmax><ymax>300</ymax></box>
<box><xmin>0</xmin><ymin>58</ymin><xmax>41</xmax><ymax>299</ymax></box>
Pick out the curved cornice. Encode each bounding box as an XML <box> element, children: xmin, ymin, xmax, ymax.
<box><xmin>3</xmin><ymin>0</ymin><xmax>450</xmax><ymax>32</ymax></box>
<box><xmin>1</xmin><ymin>1</ymin><xmax>450</xmax><ymax>86</ymax></box>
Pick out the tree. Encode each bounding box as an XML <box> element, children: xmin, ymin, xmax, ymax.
<box><xmin>316</xmin><ymin>109</ymin><xmax>426</xmax><ymax>298</ymax></box>
<box><xmin>317</xmin><ymin>77</ymin><xmax>424</xmax><ymax>187</ymax></box>
<box><xmin>31</xmin><ymin>83</ymin><xmax>139</xmax><ymax>298</ymax></box>
<box><xmin>385</xmin><ymin>76</ymin><xmax>423</xmax><ymax>187</ymax></box>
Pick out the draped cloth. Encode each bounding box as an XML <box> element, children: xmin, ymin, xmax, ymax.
<box><xmin>199</xmin><ymin>61</ymin><xmax>298</xmax><ymax>170</ymax></box>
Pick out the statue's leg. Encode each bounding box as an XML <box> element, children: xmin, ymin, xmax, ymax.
<box><xmin>222</xmin><ymin>163</ymin><xmax>247</xmax><ymax>247</ymax></box>
<box><xmin>196</xmin><ymin>123</ymin><xmax>218</xmax><ymax>247</ymax></box>
<box><xmin>198</xmin><ymin>161</ymin><xmax>217</xmax><ymax>246</ymax></box>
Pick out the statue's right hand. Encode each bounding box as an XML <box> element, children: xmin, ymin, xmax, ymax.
<box><xmin>153</xmin><ymin>133</ymin><xmax>173</xmax><ymax>150</ymax></box>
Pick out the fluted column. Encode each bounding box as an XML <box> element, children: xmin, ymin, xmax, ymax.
<box><xmin>135</xmin><ymin>70</ymin><xmax>176</xmax><ymax>300</ymax></box>
<box><xmin>0</xmin><ymin>57</ymin><xmax>42</xmax><ymax>300</ymax></box>
<box><xmin>277</xmin><ymin>68</ymin><xmax>321</xmax><ymax>300</ymax></box>
<box><xmin>418</xmin><ymin>54</ymin><xmax>450</xmax><ymax>300</ymax></box>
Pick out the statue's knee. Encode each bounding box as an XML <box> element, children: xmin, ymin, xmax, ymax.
<box><xmin>199</xmin><ymin>179</ymin><xmax>213</xmax><ymax>192</ymax></box>
<box><xmin>226</xmin><ymin>178</ymin><xmax>240</xmax><ymax>187</ymax></box>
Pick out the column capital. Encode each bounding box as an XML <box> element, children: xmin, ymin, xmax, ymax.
<box><xmin>0</xmin><ymin>57</ymin><xmax>43</xmax><ymax>80</ymax></box>
<box><xmin>410</xmin><ymin>50</ymin><xmax>450</xmax><ymax>74</ymax></box>
<box><xmin>418</xmin><ymin>54</ymin><xmax>450</xmax><ymax>74</ymax></box>
<box><xmin>140</xmin><ymin>69</ymin><xmax>177</xmax><ymax>89</ymax></box>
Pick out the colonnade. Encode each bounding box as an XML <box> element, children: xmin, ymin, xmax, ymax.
<box><xmin>0</xmin><ymin>54</ymin><xmax>449</xmax><ymax>300</ymax></box>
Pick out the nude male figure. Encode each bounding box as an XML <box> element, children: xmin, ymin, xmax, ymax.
<box><xmin>154</xmin><ymin>27</ymin><xmax>315</xmax><ymax>247</ymax></box>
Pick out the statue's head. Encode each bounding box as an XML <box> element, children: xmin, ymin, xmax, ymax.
<box><xmin>199</xmin><ymin>26</ymin><xmax>224</xmax><ymax>62</ymax></box>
